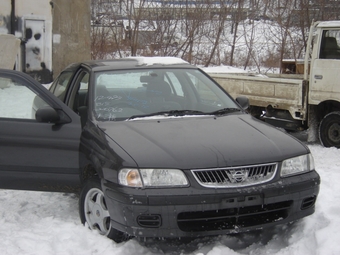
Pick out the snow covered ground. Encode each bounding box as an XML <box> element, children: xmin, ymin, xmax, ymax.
<box><xmin>1</xmin><ymin>64</ymin><xmax>340</xmax><ymax>254</ymax></box>
<box><xmin>0</xmin><ymin>144</ymin><xmax>339</xmax><ymax>255</ymax></box>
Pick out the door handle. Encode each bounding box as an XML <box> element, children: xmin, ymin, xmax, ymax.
<box><xmin>314</xmin><ymin>75</ymin><xmax>323</xmax><ymax>80</ymax></box>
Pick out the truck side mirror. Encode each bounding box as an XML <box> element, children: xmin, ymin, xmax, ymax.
<box><xmin>236</xmin><ymin>96</ymin><xmax>249</xmax><ymax>110</ymax></box>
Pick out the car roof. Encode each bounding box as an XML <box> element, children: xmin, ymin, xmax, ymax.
<box><xmin>64</xmin><ymin>57</ymin><xmax>196</xmax><ymax>72</ymax></box>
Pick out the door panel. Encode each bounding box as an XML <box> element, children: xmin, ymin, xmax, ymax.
<box><xmin>0</xmin><ymin>69</ymin><xmax>81</xmax><ymax>192</ymax></box>
<box><xmin>309</xmin><ymin>29</ymin><xmax>340</xmax><ymax>104</ymax></box>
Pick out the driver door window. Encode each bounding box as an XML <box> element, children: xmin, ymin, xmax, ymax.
<box><xmin>0</xmin><ymin>76</ymin><xmax>48</xmax><ymax>120</ymax></box>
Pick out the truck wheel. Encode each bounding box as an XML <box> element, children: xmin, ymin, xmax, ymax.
<box><xmin>319</xmin><ymin>111</ymin><xmax>340</xmax><ymax>148</ymax></box>
<box><xmin>79</xmin><ymin>178</ymin><xmax>130</xmax><ymax>243</ymax></box>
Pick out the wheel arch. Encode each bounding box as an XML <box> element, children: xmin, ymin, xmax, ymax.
<box><xmin>307</xmin><ymin>101</ymin><xmax>340</xmax><ymax>144</ymax></box>
<box><xmin>78</xmin><ymin>177</ymin><xmax>130</xmax><ymax>242</ymax></box>
<box><xmin>80</xmin><ymin>154</ymin><xmax>104</xmax><ymax>184</ymax></box>
<box><xmin>316</xmin><ymin>100</ymin><xmax>340</xmax><ymax>119</ymax></box>
<box><xmin>318</xmin><ymin>111</ymin><xmax>340</xmax><ymax>148</ymax></box>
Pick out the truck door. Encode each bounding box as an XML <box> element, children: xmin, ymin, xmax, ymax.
<box><xmin>310</xmin><ymin>29</ymin><xmax>340</xmax><ymax>104</ymax></box>
<box><xmin>0</xmin><ymin>69</ymin><xmax>82</xmax><ymax>192</ymax></box>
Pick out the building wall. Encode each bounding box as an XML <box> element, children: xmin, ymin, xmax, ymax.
<box><xmin>0</xmin><ymin>0</ymin><xmax>91</xmax><ymax>79</ymax></box>
<box><xmin>51</xmin><ymin>0</ymin><xmax>91</xmax><ymax>76</ymax></box>
<box><xmin>0</xmin><ymin>0</ymin><xmax>53</xmax><ymax>73</ymax></box>
<box><xmin>0</xmin><ymin>2</ymin><xmax>11</xmax><ymax>34</ymax></box>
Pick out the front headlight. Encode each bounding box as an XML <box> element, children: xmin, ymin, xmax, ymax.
<box><xmin>118</xmin><ymin>169</ymin><xmax>143</xmax><ymax>187</ymax></box>
<box><xmin>118</xmin><ymin>168</ymin><xmax>189</xmax><ymax>187</ymax></box>
<box><xmin>281</xmin><ymin>153</ymin><xmax>315</xmax><ymax>177</ymax></box>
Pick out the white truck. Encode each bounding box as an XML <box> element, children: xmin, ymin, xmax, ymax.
<box><xmin>209</xmin><ymin>20</ymin><xmax>340</xmax><ymax>148</ymax></box>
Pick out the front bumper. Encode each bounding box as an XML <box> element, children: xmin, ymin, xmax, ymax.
<box><xmin>103</xmin><ymin>170</ymin><xmax>320</xmax><ymax>238</ymax></box>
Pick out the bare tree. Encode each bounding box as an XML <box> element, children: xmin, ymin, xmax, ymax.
<box><xmin>230</xmin><ymin>0</ymin><xmax>246</xmax><ymax>66</ymax></box>
<box><xmin>181</xmin><ymin>2</ymin><xmax>208</xmax><ymax>64</ymax></box>
<box><xmin>149</xmin><ymin>7</ymin><xmax>182</xmax><ymax>56</ymax></box>
<box><xmin>264</xmin><ymin>0</ymin><xmax>297</xmax><ymax>72</ymax></box>
<box><xmin>204</xmin><ymin>2</ymin><xmax>230</xmax><ymax>67</ymax></box>
<box><xmin>91</xmin><ymin>0</ymin><xmax>125</xmax><ymax>59</ymax></box>
<box><xmin>242</xmin><ymin>21</ymin><xmax>257</xmax><ymax>70</ymax></box>
<box><xmin>90</xmin><ymin>0</ymin><xmax>339</xmax><ymax>71</ymax></box>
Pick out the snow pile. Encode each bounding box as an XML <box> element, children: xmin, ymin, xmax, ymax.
<box><xmin>201</xmin><ymin>65</ymin><xmax>248</xmax><ymax>74</ymax></box>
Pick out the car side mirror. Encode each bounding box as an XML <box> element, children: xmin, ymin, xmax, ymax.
<box><xmin>236</xmin><ymin>96</ymin><xmax>249</xmax><ymax>110</ymax></box>
<box><xmin>35</xmin><ymin>106</ymin><xmax>60</xmax><ymax>123</ymax></box>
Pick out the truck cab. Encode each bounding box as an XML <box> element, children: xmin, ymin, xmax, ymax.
<box><xmin>309</xmin><ymin>21</ymin><xmax>340</xmax><ymax>106</ymax></box>
<box><xmin>308</xmin><ymin>21</ymin><xmax>340</xmax><ymax>147</ymax></box>
<box><xmin>209</xmin><ymin>20</ymin><xmax>340</xmax><ymax>148</ymax></box>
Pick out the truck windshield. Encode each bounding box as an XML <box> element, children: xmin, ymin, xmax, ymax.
<box><xmin>93</xmin><ymin>68</ymin><xmax>239</xmax><ymax>121</ymax></box>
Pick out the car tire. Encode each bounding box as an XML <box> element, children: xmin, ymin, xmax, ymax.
<box><xmin>319</xmin><ymin>111</ymin><xmax>340</xmax><ymax>148</ymax></box>
<box><xmin>79</xmin><ymin>178</ymin><xmax>130</xmax><ymax>243</ymax></box>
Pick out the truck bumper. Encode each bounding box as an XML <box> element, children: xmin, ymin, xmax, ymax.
<box><xmin>261</xmin><ymin>115</ymin><xmax>304</xmax><ymax>131</ymax></box>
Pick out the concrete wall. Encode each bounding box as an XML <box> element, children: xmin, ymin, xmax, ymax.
<box><xmin>0</xmin><ymin>34</ymin><xmax>21</xmax><ymax>69</ymax></box>
<box><xmin>0</xmin><ymin>2</ymin><xmax>11</xmax><ymax>34</ymax></box>
<box><xmin>0</xmin><ymin>0</ymin><xmax>91</xmax><ymax>79</ymax></box>
<box><xmin>0</xmin><ymin>0</ymin><xmax>53</xmax><ymax>72</ymax></box>
<box><xmin>51</xmin><ymin>0</ymin><xmax>91</xmax><ymax>76</ymax></box>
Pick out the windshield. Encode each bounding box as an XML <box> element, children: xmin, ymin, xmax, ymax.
<box><xmin>93</xmin><ymin>68</ymin><xmax>239</xmax><ymax>121</ymax></box>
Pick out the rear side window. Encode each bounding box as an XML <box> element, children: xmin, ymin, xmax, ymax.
<box><xmin>50</xmin><ymin>71</ymin><xmax>73</xmax><ymax>101</ymax></box>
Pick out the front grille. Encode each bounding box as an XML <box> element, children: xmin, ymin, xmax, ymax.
<box><xmin>191</xmin><ymin>163</ymin><xmax>277</xmax><ymax>188</ymax></box>
<box><xmin>177</xmin><ymin>201</ymin><xmax>292</xmax><ymax>232</ymax></box>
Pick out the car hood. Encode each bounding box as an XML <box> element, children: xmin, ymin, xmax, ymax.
<box><xmin>98</xmin><ymin>114</ymin><xmax>308</xmax><ymax>169</ymax></box>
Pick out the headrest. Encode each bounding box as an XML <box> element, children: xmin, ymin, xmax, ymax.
<box><xmin>146</xmin><ymin>80</ymin><xmax>171</xmax><ymax>97</ymax></box>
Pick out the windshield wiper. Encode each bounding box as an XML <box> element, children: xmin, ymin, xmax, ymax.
<box><xmin>127</xmin><ymin>108</ymin><xmax>240</xmax><ymax>120</ymax></box>
<box><xmin>127</xmin><ymin>110</ymin><xmax>206</xmax><ymax>120</ymax></box>
<box><xmin>209</xmin><ymin>108</ymin><xmax>241</xmax><ymax>116</ymax></box>
<box><xmin>166</xmin><ymin>110</ymin><xmax>206</xmax><ymax>116</ymax></box>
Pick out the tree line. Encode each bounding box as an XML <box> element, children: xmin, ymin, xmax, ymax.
<box><xmin>90</xmin><ymin>0</ymin><xmax>340</xmax><ymax>72</ymax></box>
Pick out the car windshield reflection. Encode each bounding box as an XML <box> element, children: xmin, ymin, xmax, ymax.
<box><xmin>93</xmin><ymin>68</ymin><xmax>239</xmax><ymax>121</ymax></box>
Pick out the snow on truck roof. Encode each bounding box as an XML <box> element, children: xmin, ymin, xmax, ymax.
<box><xmin>316</xmin><ymin>20</ymin><xmax>340</xmax><ymax>28</ymax></box>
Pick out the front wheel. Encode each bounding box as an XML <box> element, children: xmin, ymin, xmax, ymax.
<box><xmin>79</xmin><ymin>178</ymin><xmax>130</xmax><ymax>242</ymax></box>
<box><xmin>319</xmin><ymin>111</ymin><xmax>340</xmax><ymax>148</ymax></box>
